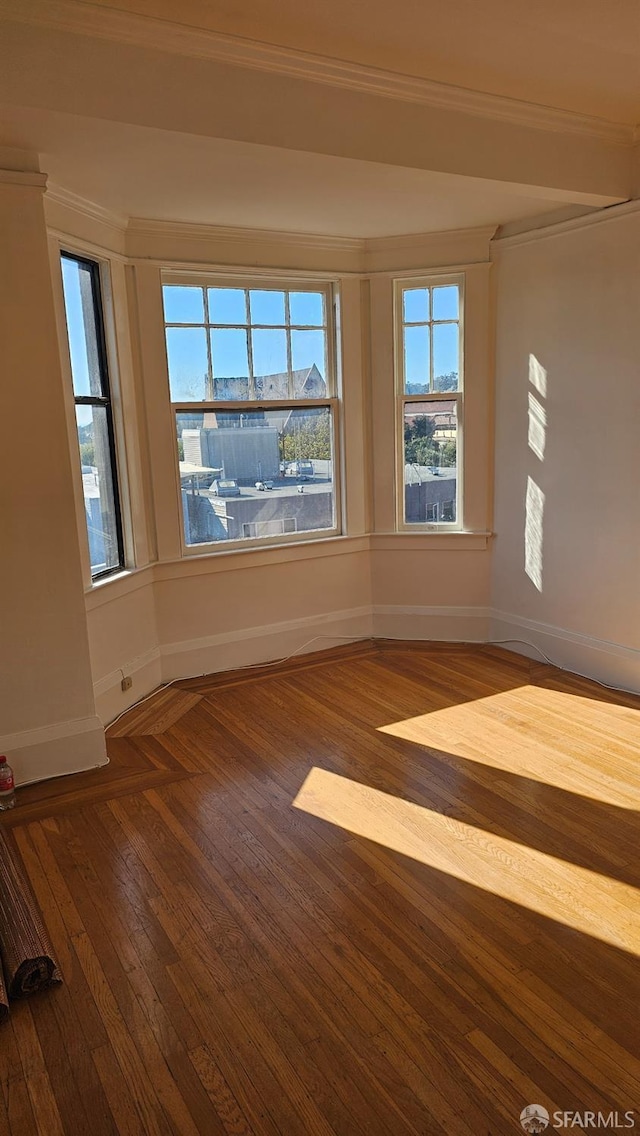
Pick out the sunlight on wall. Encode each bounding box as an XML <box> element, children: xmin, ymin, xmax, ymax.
<box><xmin>376</xmin><ymin>685</ymin><xmax>640</xmax><ymax>808</ymax></box>
<box><xmin>525</xmin><ymin>475</ymin><xmax>544</xmax><ymax>591</ymax></box>
<box><xmin>527</xmin><ymin>391</ymin><xmax>546</xmax><ymax>461</ymax></box>
<box><xmin>528</xmin><ymin>353</ymin><xmax>547</xmax><ymax>398</ymax></box>
<box><xmin>293</xmin><ymin>767</ymin><xmax>640</xmax><ymax>955</ymax></box>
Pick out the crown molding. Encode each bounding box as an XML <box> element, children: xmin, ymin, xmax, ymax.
<box><xmin>492</xmin><ymin>196</ymin><xmax>640</xmax><ymax>250</ymax></box>
<box><xmin>362</xmin><ymin>225</ymin><xmax>497</xmax><ymax>252</ymax></box>
<box><xmin>0</xmin><ymin>167</ymin><xmax>47</xmax><ymax>188</ymax></box>
<box><xmin>126</xmin><ymin>217</ymin><xmax>362</xmax><ymax>254</ymax></box>
<box><xmin>3</xmin><ymin>0</ymin><xmax>634</xmax><ymax>145</ymax></box>
<box><xmin>46</xmin><ymin>182</ymin><xmax>127</xmax><ymax>229</ymax></box>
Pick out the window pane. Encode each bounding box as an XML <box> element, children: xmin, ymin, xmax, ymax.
<box><xmin>208</xmin><ymin>288</ymin><xmax>247</xmax><ymax>325</ymax></box>
<box><xmin>211</xmin><ymin>328</ymin><xmax>249</xmax><ymax>399</ymax></box>
<box><xmin>403</xmin><ymin>288</ymin><xmax>429</xmax><ymax>323</ymax></box>
<box><xmin>252</xmin><ymin>329</ymin><xmax>288</xmax><ymax>388</ymax></box>
<box><xmin>433</xmin><ymin>323</ymin><xmax>459</xmax><ymax>390</ymax></box>
<box><xmin>289</xmin><ymin>292</ymin><xmax>324</xmax><ymax>326</ymax></box>
<box><xmin>403</xmin><ymin>400</ymin><xmax>457</xmax><ymax>525</ymax></box>
<box><xmin>291</xmin><ymin>330</ymin><xmax>326</xmax><ymax>389</ymax></box>
<box><xmin>61</xmin><ymin>257</ymin><xmax>103</xmax><ymax>397</ymax></box>
<box><xmin>404</xmin><ymin>325</ymin><xmax>430</xmax><ymax>393</ymax></box>
<box><xmin>162</xmin><ymin>285</ymin><xmax>204</xmax><ymax>323</ymax></box>
<box><xmin>77</xmin><ymin>405</ymin><xmax>121</xmax><ymax>574</ymax></box>
<box><xmin>250</xmin><ymin>290</ymin><xmax>286</xmax><ymax>325</ymax></box>
<box><xmin>432</xmin><ymin>285</ymin><xmax>459</xmax><ymax>321</ymax></box>
<box><xmin>177</xmin><ymin>406</ymin><xmax>335</xmax><ymax>546</ymax></box>
<box><xmin>165</xmin><ymin>327</ymin><xmax>209</xmax><ymax>401</ymax></box>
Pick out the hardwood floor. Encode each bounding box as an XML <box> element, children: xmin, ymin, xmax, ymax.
<box><xmin>2</xmin><ymin>642</ymin><xmax>640</xmax><ymax>1134</ymax></box>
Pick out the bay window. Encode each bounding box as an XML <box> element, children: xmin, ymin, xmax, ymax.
<box><xmin>162</xmin><ymin>280</ymin><xmax>339</xmax><ymax>551</ymax></box>
<box><xmin>396</xmin><ymin>276</ymin><xmax>463</xmax><ymax>529</ymax></box>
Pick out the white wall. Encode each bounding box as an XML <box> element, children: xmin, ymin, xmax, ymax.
<box><xmin>491</xmin><ymin>208</ymin><xmax>640</xmax><ymax>690</ymax></box>
<box><xmin>0</xmin><ymin>173</ymin><xmax>107</xmax><ymax>783</ymax></box>
<box><xmin>8</xmin><ymin>195</ymin><xmax>496</xmax><ymax>758</ymax></box>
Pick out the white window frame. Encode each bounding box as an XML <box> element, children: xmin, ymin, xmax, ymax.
<box><xmin>394</xmin><ymin>273</ymin><xmax>464</xmax><ymax>532</ymax></box>
<box><xmin>162</xmin><ymin>273</ymin><xmax>341</xmax><ymax>555</ymax></box>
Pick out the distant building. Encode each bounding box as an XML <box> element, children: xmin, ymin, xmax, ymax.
<box><xmin>404</xmin><ymin>400</ymin><xmax>456</xmax><ymax>442</ymax></box>
<box><xmin>215</xmin><ymin>364</ymin><xmax>325</xmax><ymax>405</ymax></box>
<box><xmin>405</xmin><ymin>466</ymin><xmax>457</xmax><ymax>523</ymax></box>
<box><xmin>183</xmin><ymin>421</ymin><xmax>280</xmax><ymax>484</ymax></box>
<box><xmin>181</xmin><ymin>484</ymin><xmax>333</xmax><ymax>544</ymax></box>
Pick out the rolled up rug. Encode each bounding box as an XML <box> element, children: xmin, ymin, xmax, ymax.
<box><xmin>0</xmin><ymin>829</ymin><xmax>62</xmax><ymax>1007</ymax></box>
<box><xmin>0</xmin><ymin>955</ymin><xmax>7</xmax><ymax>1020</ymax></box>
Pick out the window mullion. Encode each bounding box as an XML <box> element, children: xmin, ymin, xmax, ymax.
<box><xmin>203</xmin><ymin>286</ymin><xmax>214</xmax><ymax>400</ymax></box>
<box><xmin>245</xmin><ymin>290</ymin><xmax>255</xmax><ymax>399</ymax></box>
<box><xmin>285</xmin><ymin>292</ymin><xmax>293</xmax><ymax>399</ymax></box>
<box><xmin>164</xmin><ymin>279</ymin><xmax>338</xmax><ymax>552</ymax></box>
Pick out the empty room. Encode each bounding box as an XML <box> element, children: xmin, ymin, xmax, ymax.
<box><xmin>1</xmin><ymin>1</ymin><xmax>639</xmax><ymax>1132</ymax></box>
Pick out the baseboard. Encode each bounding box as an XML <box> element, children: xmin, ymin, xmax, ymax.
<box><xmin>373</xmin><ymin>605</ymin><xmax>492</xmax><ymax>643</ymax></box>
<box><xmin>90</xmin><ymin>604</ymin><xmax>640</xmax><ymax>733</ymax></box>
<box><xmin>489</xmin><ymin>608</ymin><xmax>640</xmax><ymax>694</ymax></box>
<box><xmin>93</xmin><ymin>647</ymin><xmax>163</xmax><ymax>726</ymax></box>
<box><xmin>160</xmin><ymin>606</ymin><xmax>374</xmax><ymax>682</ymax></box>
<box><xmin>0</xmin><ymin>715</ymin><xmax>108</xmax><ymax>788</ymax></box>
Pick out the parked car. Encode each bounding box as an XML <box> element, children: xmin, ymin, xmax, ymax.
<box><xmin>255</xmin><ymin>480</ymin><xmax>274</xmax><ymax>491</ymax></box>
<box><xmin>288</xmin><ymin>460</ymin><xmax>314</xmax><ymax>480</ymax></box>
<box><xmin>211</xmin><ymin>478</ymin><xmax>241</xmax><ymax>497</ymax></box>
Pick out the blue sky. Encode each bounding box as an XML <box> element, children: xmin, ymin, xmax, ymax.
<box><xmin>403</xmin><ymin>285</ymin><xmax>460</xmax><ymax>389</ymax></box>
<box><xmin>163</xmin><ymin>286</ymin><xmax>327</xmax><ymax>401</ymax></box>
<box><xmin>62</xmin><ymin>274</ymin><xmax>460</xmax><ymax>415</ymax></box>
<box><xmin>61</xmin><ymin>256</ymin><xmax>98</xmax><ymax>428</ymax></box>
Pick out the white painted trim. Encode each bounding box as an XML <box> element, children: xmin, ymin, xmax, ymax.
<box><xmin>154</xmin><ymin>534</ymin><xmax>370</xmax><ymax>580</ymax></box>
<box><xmin>84</xmin><ymin>564</ymin><xmax>155</xmax><ymax>610</ymax></box>
<box><xmin>489</xmin><ymin>609</ymin><xmax>640</xmax><ymax>693</ymax></box>
<box><xmin>127</xmin><ymin>217</ymin><xmax>361</xmax><ymax>254</ymax></box>
<box><xmin>490</xmin><ymin>608</ymin><xmax>640</xmax><ymax>661</ymax></box>
<box><xmin>159</xmin><ymin>605</ymin><xmax>373</xmax><ymax>683</ymax></box>
<box><xmin>373</xmin><ymin>605</ymin><xmax>492</xmax><ymax>643</ymax></box>
<box><xmin>93</xmin><ymin>648</ymin><xmax>164</xmax><ymax>727</ymax></box>
<box><xmin>93</xmin><ymin>647</ymin><xmax>162</xmax><ymax>698</ymax></box>
<box><xmin>0</xmin><ymin>714</ymin><xmax>103</xmax><ymax>751</ymax></box>
<box><xmin>46</xmin><ymin>183</ymin><xmax>127</xmax><ymax>231</ymax></box>
<box><xmin>376</xmin><ymin>604</ymin><xmax>492</xmax><ymax>619</ymax></box>
<box><xmin>492</xmin><ymin>197</ymin><xmax>640</xmax><ymax>251</ymax></box>
<box><xmin>370</xmin><ymin>532</ymin><xmax>491</xmax><ymax>550</ymax></box>
<box><xmin>0</xmin><ymin>715</ymin><xmax>108</xmax><ymax>788</ymax></box>
<box><xmin>162</xmin><ymin>605</ymin><xmax>373</xmax><ymax>660</ymax></box>
<box><xmin>0</xmin><ymin>168</ymin><xmax>47</xmax><ymax>189</ymax></box>
<box><xmin>6</xmin><ymin>0</ymin><xmax>632</xmax><ymax>144</ymax></box>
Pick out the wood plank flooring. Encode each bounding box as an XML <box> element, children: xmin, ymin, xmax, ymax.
<box><xmin>2</xmin><ymin>642</ymin><xmax>640</xmax><ymax>1135</ymax></box>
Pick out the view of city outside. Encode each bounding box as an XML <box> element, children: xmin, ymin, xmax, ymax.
<box><xmin>61</xmin><ymin>255</ymin><xmax>122</xmax><ymax>577</ymax></box>
<box><xmin>401</xmin><ymin>283</ymin><xmax>461</xmax><ymax>524</ymax></box>
<box><xmin>177</xmin><ymin>407</ymin><xmax>334</xmax><ymax>546</ymax></box>
<box><xmin>164</xmin><ymin>284</ymin><xmax>336</xmax><ymax>547</ymax></box>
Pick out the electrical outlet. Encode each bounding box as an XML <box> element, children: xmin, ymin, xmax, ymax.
<box><xmin>121</xmin><ymin>675</ymin><xmax>133</xmax><ymax>692</ymax></box>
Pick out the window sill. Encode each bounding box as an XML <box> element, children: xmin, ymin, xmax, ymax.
<box><xmin>84</xmin><ymin>564</ymin><xmax>154</xmax><ymax>610</ymax></box>
<box><xmin>83</xmin><ymin>531</ymin><xmax>490</xmax><ymax>608</ymax></box>
<box><xmin>371</xmin><ymin>531</ymin><xmax>492</xmax><ymax>551</ymax></box>
<box><xmin>155</xmin><ymin>533</ymin><xmax>370</xmax><ymax>580</ymax></box>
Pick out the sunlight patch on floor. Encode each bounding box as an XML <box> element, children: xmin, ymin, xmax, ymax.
<box><xmin>376</xmin><ymin>685</ymin><xmax>640</xmax><ymax>809</ymax></box>
<box><xmin>293</xmin><ymin>767</ymin><xmax>640</xmax><ymax>955</ymax></box>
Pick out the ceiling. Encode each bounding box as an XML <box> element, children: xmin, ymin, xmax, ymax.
<box><xmin>80</xmin><ymin>0</ymin><xmax>640</xmax><ymax>124</ymax></box>
<box><xmin>1</xmin><ymin>106</ymin><xmax>573</xmax><ymax>238</ymax></box>
<box><xmin>0</xmin><ymin>0</ymin><xmax>637</xmax><ymax>237</ymax></box>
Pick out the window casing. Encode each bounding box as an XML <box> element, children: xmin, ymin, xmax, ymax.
<box><xmin>162</xmin><ymin>279</ymin><xmax>340</xmax><ymax>552</ymax></box>
<box><xmin>395</xmin><ymin>275</ymin><xmax>464</xmax><ymax>530</ymax></box>
<box><xmin>60</xmin><ymin>252</ymin><xmax>125</xmax><ymax>580</ymax></box>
